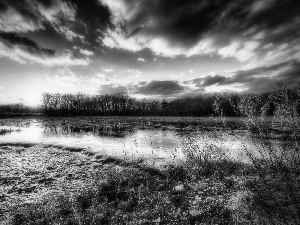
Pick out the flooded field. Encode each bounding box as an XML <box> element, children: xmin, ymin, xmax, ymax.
<box><xmin>0</xmin><ymin>117</ymin><xmax>283</xmax><ymax>163</ymax></box>
<box><xmin>1</xmin><ymin>116</ymin><xmax>298</xmax><ymax>223</ymax></box>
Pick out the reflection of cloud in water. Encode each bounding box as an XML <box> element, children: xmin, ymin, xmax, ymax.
<box><xmin>0</xmin><ymin>122</ymin><xmax>182</xmax><ymax>161</ymax></box>
<box><xmin>0</xmin><ymin>121</ymin><xmax>289</xmax><ymax>163</ymax></box>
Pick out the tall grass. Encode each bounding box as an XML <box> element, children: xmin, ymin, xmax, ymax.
<box><xmin>0</xmin><ymin>128</ymin><xmax>13</xmax><ymax>135</ymax></box>
<box><xmin>213</xmin><ymin>83</ymin><xmax>300</xmax><ymax>224</ymax></box>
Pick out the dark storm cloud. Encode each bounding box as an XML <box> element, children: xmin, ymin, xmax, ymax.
<box><xmin>0</xmin><ymin>0</ymin><xmax>39</xmax><ymax>22</ymax></box>
<box><xmin>0</xmin><ymin>32</ymin><xmax>89</xmax><ymax>66</ymax></box>
<box><xmin>276</xmin><ymin>61</ymin><xmax>300</xmax><ymax>83</ymax></box>
<box><xmin>94</xmin><ymin>59</ymin><xmax>300</xmax><ymax>99</ymax></box>
<box><xmin>0</xmin><ymin>0</ymin><xmax>115</xmax><ymax>63</ymax></box>
<box><xmin>123</xmin><ymin>0</ymin><xmax>234</xmax><ymax>48</ymax></box>
<box><xmin>134</xmin><ymin>80</ymin><xmax>185</xmax><ymax>96</ymax></box>
<box><xmin>0</xmin><ymin>32</ymin><xmax>55</xmax><ymax>56</ymax></box>
<box><xmin>0</xmin><ymin>0</ymin><xmax>95</xmax><ymax>65</ymax></box>
<box><xmin>0</xmin><ymin>0</ymin><xmax>70</xmax><ymax>31</ymax></box>
<box><xmin>67</xmin><ymin>0</ymin><xmax>112</xmax><ymax>45</ymax></box>
<box><xmin>96</xmin><ymin>80</ymin><xmax>188</xmax><ymax>98</ymax></box>
<box><xmin>223</xmin><ymin>60</ymin><xmax>298</xmax><ymax>86</ymax></box>
<box><xmin>2</xmin><ymin>0</ymin><xmax>299</xmax><ymax>59</ymax></box>
<box><xmin>100</xmin><ymin>0</ymin><xmax>300</xmax><ymax>59</ymax></box>
<box><xmin>1</xmin><ymin>0</ymin><xmax>299</xmax><ymax>98</ymax></box>
<box><xmin>0</xmin><ymin>0</ymin><xmax>111</xmax><ymax>43</ymax></box>
<box><xmin>182</xmin><ymin>59</ymin><xmax>300</xmax><ymax>93</ymax></box>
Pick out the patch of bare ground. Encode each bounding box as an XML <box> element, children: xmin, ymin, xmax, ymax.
<box><xmin>0</xmin><ymin>145</ymin><xmax>98</xmax><ymax>220</ymax></box>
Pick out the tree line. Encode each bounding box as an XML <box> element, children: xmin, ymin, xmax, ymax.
<box><xmin>41</xmin><ymin>93</ymin><xmax>163</xmax><ymax>116</ymax></box>
<box><xmin>0</xmin><ymin>103</ymin><xmax>40</xmax><ymax>117</ymax></box>
<box><xmin>1</xmin><ymin>84</ymin><xmax>299</xmax><ymax>117</ymax></box>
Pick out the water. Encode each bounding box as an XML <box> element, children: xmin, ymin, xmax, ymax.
<box><xmin>0</xmin><ymin>118</ymin><xmax>292</xmax><ymax>163</ymax></box>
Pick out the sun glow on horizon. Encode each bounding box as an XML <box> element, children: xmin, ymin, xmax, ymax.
<box><xmin>24</xmin><ymin>94</ymin><xmax>42</xmax><ymax>107</ymax></box>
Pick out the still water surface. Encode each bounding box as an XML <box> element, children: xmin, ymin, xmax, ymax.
<box><xmin>0</xmin><ymin>118</ymin><xmax>287</xmax><ymax>163</ymax></box>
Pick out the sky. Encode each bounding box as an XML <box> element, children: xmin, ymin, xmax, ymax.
<box><xmin>0</xmin><ymin>0</ymin><xmax>300</xmax><ymax>106</ymax></box>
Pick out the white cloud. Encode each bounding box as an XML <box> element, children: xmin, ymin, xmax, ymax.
<box><xmin>137</xmin><ymin>58</ymin><xmax>146</xmax><ymax>62</ymax></box>
<box><xmin>58</xmin><ymin>26</ymin><xmax>86</xmax><ymax>43</ymax></box>
<box><xmin>103</xmin><ymin>68</ymin><xmax>113</xmax><ymax>72</ymax></box>
<box><xmin>0</xmin><ymin>43</ymin><xmax>90</xmax><ymax>66</ymax></box>
<box><xmin>80</xmin><ymin>49</ymin><xmax>94</xmax><ymax>56</ymax></box>
<box><xmin>99</xmin><ymin>0</ymin><xmax>251</xmax><ymax>60</ymax></box>
<box><xmin>218</xmin><ymin>41</ymin><xmax>260</xmax><ymax>62</ymax></box>
<box><xmin>186</xmin><ymin>38</ymin><xmax>215</xmax><ymax>57</ymax></box>
<box><xmin>101</xmin><ymin>25</ymin><xmax>262</xmax><ymax>62</ymax></box>
<box><xmin>147</xmin><ymin>38</ymin><xmax>186</xmax><ymax>57</ymax></box>
<box><xmin>38</xmin><ymin>0</ymin><xmax>77</xmax><ymax>24</ymax></box>
<box><xmin>0</xmin><ymin>0</ymin><xmax>83</xmax><ymax>43</ymax></box>
<box><xmin>205</xmin><ymin>84</ymin><xmax>248</xmax><ymax>93</ymax></box>
<box><xmin>0</xmin><ymin>42</ymin><xmax>26</xmax><ymax>64</ymax></box>
<box><xmin>251</xmin><ymin>0</ymin><xmax>274</xmax><ymax>14</ymax></box>
<box><xmin>0</xmin><ymin>7</ymin><xmax>42</xmax><ymax>32</ymax></box>
<box><xmin>96</xmin><ymin>73</ymin><xmax>106</xmax><ymax>78</ymax></box>
<box><xmin>46</xmin><ymin>67</ymin><xmax>81</xmax><ymax>88</ymax></box>
<box><xmin>15</xmin><ymin>48</ymin><xmax>90</xmax><ymax>66</ymax></box>
<box><xmin>98</xmin><ymin>0</ymin><xmax>298</xmax><ymax>67</ymax></box>
<box><xmin>126</xmin><ymin>69</ymin><xmax>141</xmax><ymax>78</ymax></box>
<box><xmin>189</xmin><ymin>70</ymin><xmax>194</xmax><ymax>73</ymax></box>
<box><xmin>38</xmin><ymin>0</ymin><xmax>85</xmax><ymax>43</ymax></box>
<box><xmin>102</xmin><ymin>27</ymin><xmax>143</xmax><ymax>52</ymax></box>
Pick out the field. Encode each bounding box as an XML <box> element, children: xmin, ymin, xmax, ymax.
<box><xmin>0</xmin><ymin>115</ymin><xmax>300</xmax><ymax>224</ymax></box>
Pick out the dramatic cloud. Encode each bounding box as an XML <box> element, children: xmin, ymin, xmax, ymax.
<box><xmin>1</xmin><ymin>0</ymin><xmax>299</xmax><ymax>62</ymax></box>
<box><xmin>0</xmin><ymin>0</ymin><xmax>299</xmax><ymax>104</ymax></box>
<box><xmin>0</xmin><ymin>32</ymin><xmax>89</xmax><ymax>65</ymax></box>
<box><xmin>184</xmin><ymin>59</ymin><xmax>300</xmax><ymax>93</ymax></box>
<box><xmin>0</xmin><ymin>5</ymin><xmax>42</xmax><ymax>32</ymax></box>
<box><xmin>100</xmin><ymin>0</ymin><xmax>300</xmax><ymax>61</ymax></box>
<box><xmin>0</xmin><ymin>0</ymin><xmax>82</xmax><ymax>40</ymax></box>
<box><xmin>0</xmin><ymin>32</ymin><xmax>55</xmax><ymax>56</ymax></box>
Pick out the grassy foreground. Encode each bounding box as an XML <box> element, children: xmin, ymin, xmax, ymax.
<box><xmin>0</xmin><ymin>144</ymin><xmax>239</xmax><ymax>225</ymax></box>
<box><xmin>1</xmin><ymin>141</ymin><xmax>300</xmax><ymax>225</ymax></box>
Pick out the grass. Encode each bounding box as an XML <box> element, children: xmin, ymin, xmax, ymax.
<box><xmin>213</xmin><ymin>83</ymin><xmax>300</xmax><ymax>224</ymax></box>
<box><xmin>0</xmin><ymin>129</ymin><xmax>13</xmax><ymax>135</ymax></box>
<box><xmin>5</xmin><ymin>163</ymin><xmax>237</xmax><ymax>225</ymax></box>
<box><xmin>1</xmin><ymin>140</ymin><xmax>252</xmax><ymax>225</ymax></box>
<box><xmin>3</xmin><ymin>136</ymin><xmax>299</xmax><ymax>224</ymax></box>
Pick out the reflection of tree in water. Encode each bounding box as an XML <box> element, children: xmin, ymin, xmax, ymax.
<box><xmin>42</xmin><ymin>123</ymin><xmax>137</xmax><ymax>138</ymax></box>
